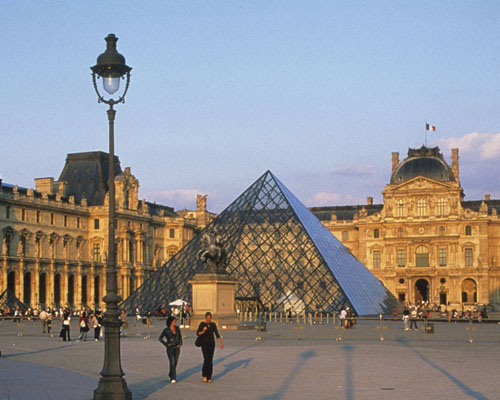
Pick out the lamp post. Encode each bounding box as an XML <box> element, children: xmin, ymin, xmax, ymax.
<box><xmin>91</xmin><ymin>33</ymin><xmax>132</xmax><ymax>400</ymax></box>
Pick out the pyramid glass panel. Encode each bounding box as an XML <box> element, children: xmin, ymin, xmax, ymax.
<box><xmin>122</xmin><ymin>171</ymin><xmax>397</xmax><ymax>316</ymax></box>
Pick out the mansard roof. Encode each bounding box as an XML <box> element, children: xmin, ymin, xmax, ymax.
<box><xmin>310</xmin><ymin>204</ymin><xmax>384</xmax><ymax>221</ymax></box>
<box><xmin>58</xmin><ymin>151</ymin><xmax>122</xmax><ymax>206</ymax></box>
<box><xmin>390</xmin><ymin>146</ymin><xmax>455</xmax><ymax>185</ymax></box>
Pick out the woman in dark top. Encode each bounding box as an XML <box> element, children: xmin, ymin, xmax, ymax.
<box><xmin>197</xmin><ymin>312</ymin><xmax>223</xmax><ymax>383</ymax></box>
<box><xmin>159</xmin><ymin>316</ymin><xmax>183</xmax><ymax>383</ymax></box>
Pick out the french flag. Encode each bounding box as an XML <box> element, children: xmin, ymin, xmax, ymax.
<box><xmin>426</xmin><ymin>123</ymin><xmax>436</xmax><ymax>131</ymax></box>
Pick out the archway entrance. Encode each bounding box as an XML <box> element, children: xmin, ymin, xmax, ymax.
<box><xmin>23</xmin><ymin>272</ymin><xmax>31</xmax><ymax>305</ymax></box>
<box><xmin>461</xmin><ymin>279</ymin><xmax>477</xmax><ymax>303</ymax></box>
<box><xmin>415</xmin><ymin>279</ymin><xmax>429</xmax><ymax>303</ymax></box>
<box><xmin>68</xmin><ymin>275</ymin><xmax>75</xmax><ymax>306</ymax></box>
<box><xmin>81</xmin><ymin>275</ymin><xmax>87</xmax><ymax>306</ymax></box>
<box><xmin>39</xmin><ymin>273</ymin><xmax>47</xmax><ymax>306</ymax></box>
<box><xmin>7</xmin><ymin>271</ymin><xmax>16</xmax><ymax>295</ymax></box>
<box><xmin>54</xmin><ymin>274</ymin><xmax>61</xmax><ymax>305</ymax></box>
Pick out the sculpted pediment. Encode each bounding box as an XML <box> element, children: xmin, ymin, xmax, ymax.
<box><xmin>386</xmin><ymin>177</ymin><xmax>457</xmax><ymax>193</ymax></box>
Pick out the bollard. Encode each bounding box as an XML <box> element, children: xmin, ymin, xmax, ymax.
<box><xmin>308</xmin><ymin>313</ymin><xmax>312</xmax><ymax>325</ymax></box>
<box><xmin>280</xmin><ymin>312</ymin><xmax>283</xmax><ymax>323</ymax></box>
<box><xmin>295</xmin><ymin>325</ymin><xmax>303</xmax><ymax>341</ymax></box>
<box><xmin>376</xmin><ymin>314</ymin><xmax>387</xmax><ymax>342</ymax></box>
<box><xmin>466</xmin><ymin>318</ymin><xmax>476</xmax><ymax>344</ymax></box>
<box><xmin>326</xmin><ymin>313</ymin><xmax>329</xmax><ymax>325</ymax></box>
<box><xmin>335</xmin><ymin>319</ymin><xmax>343</xmax><ymax>341</ymax></box>
<box><xmin>320</xmin><ymin>313</ymin><xmax>323</xmax><ymax>325</ymax></box>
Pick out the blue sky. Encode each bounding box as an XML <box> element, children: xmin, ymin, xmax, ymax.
<box><xmin>1</xmin><ymin>1</ymin><xmax>500</xmax><ymax>212</ymax></box>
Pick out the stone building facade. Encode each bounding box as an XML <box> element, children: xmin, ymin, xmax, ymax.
<box><xmin>0</xmin><ymin>151</ymin><xmax>214</xmax><ymax>310</ymax></box>
<box><xmin>312</xmin><ymin>146</ymin><xmax>500</xmax><ymax>310</ymax></box>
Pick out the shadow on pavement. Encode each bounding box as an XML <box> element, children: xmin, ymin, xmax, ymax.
<box><xmin>260</xmin><ymin>349</ymin><xmax>317</xmax><ymax>400</ymax></box>
<box><xmin>130</xmin><ymin>342</ymin><xmax>259</xmax><ymax>399</ymax></box>
<box><xmin>342</xmin><ymin>344</ymin><xmax>355</xmax><ymax>400</ymax></box>
<box><xmin>396</xmin><ymin>337</ymin><xmax>489</xmax><ymax>400</ymax></box>
<box><xmin>2</xmin><ymin>343</ymin><xmax>78</xmax><ymax>358</ymax></box>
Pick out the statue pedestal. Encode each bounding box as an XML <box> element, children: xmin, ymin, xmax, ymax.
<box><xmin>189</xmin><ymin>273</ymin><xmax>240</xmax><ymax>330</ymax></box>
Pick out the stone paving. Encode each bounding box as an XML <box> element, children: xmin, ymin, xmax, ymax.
<box><xmin>0</xmin><ymin>318</ymin><xmax>499</xmax><ymax>400</ymax></box>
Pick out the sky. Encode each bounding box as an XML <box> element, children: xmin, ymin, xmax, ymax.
<box><xmin>1</xmin><ymin>1</ymin><xmax>500</xmax><ymax>213</ymax></box>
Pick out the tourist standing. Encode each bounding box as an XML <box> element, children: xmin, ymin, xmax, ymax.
<box><xmin>159</xmin><ymin>316</ymin><xmax>183</xmax><ymax>383</ymax></box>
<box><xmin>47</xmin><ymin>312</ymin><xmax>53</xmax><ymax>337</ymax></box>
<box><xmin>61</xmin><ymin>311</ymin><xmax>71</xmax><ymax>341</ymax></box>
<box><xmin>339</xmin><ymin>308</ymin><xmax>347</xmax><ymax>328</ymax></box>
<box><xmin>196</xmin><ymin>312</ymin><xmax>223</xmax><ymax>383</ymax></box>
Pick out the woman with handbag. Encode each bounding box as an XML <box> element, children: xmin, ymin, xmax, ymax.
<box><xmin>159</xmin><ymin>316</ymin><xmax>183</xmax><ymax>383</ymax></box>
<box><xmin>196</xmin><ymin>312</ymin><xmax>223</xmax><ymax>383</ymax></box>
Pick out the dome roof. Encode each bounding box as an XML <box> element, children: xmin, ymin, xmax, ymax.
<box><xmin>390</xmin><ymin>146</ymin><xmax>455</xmax><ymax>184</ymax></box>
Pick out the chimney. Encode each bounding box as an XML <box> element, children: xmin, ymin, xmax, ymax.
<box><xmin>392</xmin><ymin>152</ymin><xmax>399</xmax><ymax>171</ymax></box>
<box><xmin>367</xmin><ymin>196</ymin><xmax>373</xmax><ymax>206</ymax></box>
<box><xmin>485</xmin><ymin>194</ymin><xmax>491</xmax><ymax>201</ymax></box>
<box><xmin>451</xmin><ymin>148</ymin><xmax>459</xmax><ymax>182</ymax></box>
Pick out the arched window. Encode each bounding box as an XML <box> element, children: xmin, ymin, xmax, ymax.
<box><xmin>461</xmin><ymin>279</ymin><xmax>477</xmax><ymax>303</ymax></box>
<box><xmin>417</xmin><ymin>199</ymin><xmax>427</xmax><ymax>217</ymax></box>
<box><xmin>416</xmin><ymin>245</ymin><xmax>429</xmax><ymax>267</ymax></box>
<box><xmin>437</xmin><ymin>198</ymin><xmax>447</xmax><ymax>216</ymax></box>
<box><xmin>396</xmin><ymin>200</ymin><xmax>405</xmax><ymax>217</ymax></box>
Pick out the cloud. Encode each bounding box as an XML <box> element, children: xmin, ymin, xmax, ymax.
<box><xmin>306</xmin><ymin>191</ymin><xmax>362</xmax><ymax>207</ymax></box>
<box><xmin>437</xmin><ymin>132</ymin><xmax>500</xmax><ymax>160</ymax></box>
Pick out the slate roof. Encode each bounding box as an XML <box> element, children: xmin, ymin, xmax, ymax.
<box><xmin>58</xmin><ymin>152</ymin><xmax>122</xmax><ymax>206</ymax></box>
<box><xmin>310</xmin><ymin>204</ymin><xmax>384</xmax><ymax>221</ymax></box>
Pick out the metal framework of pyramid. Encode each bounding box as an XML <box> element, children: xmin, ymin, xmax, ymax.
<box><xmin>122</xmin><ymin>171</ymin><xmax>396</xmax><ymax>316</ymax></box>
<box><xmin>0</xmin><ymin>289</ymin><xmax>28</xmax><ymax>313</ymax></box>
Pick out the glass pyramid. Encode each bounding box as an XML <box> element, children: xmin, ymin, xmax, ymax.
<box><xmin>122</xmin><ymin>171</ymin><xmax>397</xmax><ymax>316</ymax></box>
<box><xmin>0</xmin><ymin>289</ymin><xmax>28</xmax><ymax>313</ymax></box>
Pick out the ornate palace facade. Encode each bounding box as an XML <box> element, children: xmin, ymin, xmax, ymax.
<box><xmin>312</xmin><ymin>146</ymin><xmax>500</xmax><ymax>310</ymax></box>
<box><xmin>0</xmin><ymin>151</ymin><xmax>214</xmax><ymax>309</ymax></box>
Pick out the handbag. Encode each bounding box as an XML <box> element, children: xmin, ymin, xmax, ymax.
<box><xmin>194</xmin><ymin>335</ymin><xmax>202</xmax><ymax>347</ymax></box>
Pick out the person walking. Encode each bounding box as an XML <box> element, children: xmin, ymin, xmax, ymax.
<box><xmin>79</xmin><ymin>313</ymin><xmax>90</xmax><ymax>341</ymax></box>
<box><xmin>196</xmin><ymin>312</ymin><xmax>223</xmax><ymax>383</ymax></box>
<box><xmin>159</xmin><ymin>316</ymin><xmax>183</xmax><ymax>383</ymax></box>
<box><xmin>61</xmin><ymin>311</ymin><xmax>71</xmax><ymax>341</ymax></box>
<box><xmin>402</xmin><ymin>307</ymin><xmax>410</xmax><ymax>331</ymax></box>
<box><xmin>409</xmin><ymin>306</ymin><xmax>418</xmax><ymax>331</ymax></box>
<box><xmin>91</xmin><ymin>311</ymin><xmax>103</xmax><ymax>342</ymax></box>
<box><xmin>39</xmin><ymin>309</ymin><xmax>48</xmax><ymax>334</ymax></box>
<box><xmin>47</xmin><ymin>312</ymin><xmax>53</xmax><ymax>338</ymax></box>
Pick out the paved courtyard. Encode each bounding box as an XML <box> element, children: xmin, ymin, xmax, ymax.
<box><xmin>0</xmin><ymin>318</ymin><xmax>499</xmax><ymax>400</ymax></box>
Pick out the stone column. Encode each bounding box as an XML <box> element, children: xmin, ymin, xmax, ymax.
<box><xmin>18</xmin><ymin>259</ymin><xmax>24</xmax><ymax>305</ymax></box>
<box><xmin>76</xmin><ymin>263</ymin><xmax>82</xmax><ymax>308</ymax></box>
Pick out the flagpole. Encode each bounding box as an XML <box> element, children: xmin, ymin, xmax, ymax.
<box><xmin>424</xmin><ymin>121</ymin><xmax>428</xmax><ymax>147</ymax></box>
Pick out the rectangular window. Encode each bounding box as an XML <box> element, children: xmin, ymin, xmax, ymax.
<box><xmin>64</xmin><ymin>215</ymin><xmax>68</xmax><ymax>227</ymax></box>
<box><xmin>22</xmin><ymin>208</ymin><xmax>27</xmax><ymax>221</ymax></box>
<box><xmin>342</xmin><ymin>231</ymin><xmax>348</xmax><ymax>241</ymax></box>
<box><xmin>397</xmin><ymin>249</ymin><xmax>406</xmax><ymax>267</ymax></box>
<box><xmin>93</xmin><ymin>243</ymin><xmax>101</xmax><ymax>262</ymax></box>
<box><xmin>398</xmin><ymin>292</ymin><xmax>406</xmax><ymax>302</ymax></box>
<box><xmin>398</xmin><ymin>228</ymin><xmax>403</xmax><ymax>237</ymax></box>
<box><xmin>373</xmin><ymin>250</ymin><xmax>381</xmax><ymax>268</ymax></box>
<box><xmin>6</xmin><ymin>206</ymin><xmax>10</xmax><ymax>219</ymax></box>
<box><xmin>77</xmin><ymin>217</ymin><xmax>81</xmax><ymax>229</ymax></box>
<box><xmin>36</xmin><ymin>211</ymin><xmax>41</xmax><ymax>223</ymax></box>
<box><xmin>94</xmin><ymin>219</ymin><xmax>100</xmax><ymax>230</ymax></box>
<box><xmin>465</xmin><ymin>225</ymin><xmax>472</xmax><ymax>236</ymax></box>
<box><xmin>374</xmin><ymin>229</ymin><xmax>380</xmax><ymax>239</ymax></box>
<box><xmin>169</xmin><ymin>228</ymin><xmax>175</xmax><ymax>238</ymax></box>
<box><xmin>439</xmin><ymin>248</ymin><xmax>447</xmax><ymax>266</ymax></box>
<box><xmin>50</xmin><ymin>213</ymin><xmax>55</xmax><ymax>225</ymax></box>
<box><xmin>465</xmin><ymin>248</ymin><xmax>473</xmax><ymax>266</ymax></box>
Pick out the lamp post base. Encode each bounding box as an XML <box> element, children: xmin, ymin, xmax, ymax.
<box><xmin>93</xmin><ymin>378</ymin><xmax>132</xmax><ymax>400</ymax></box>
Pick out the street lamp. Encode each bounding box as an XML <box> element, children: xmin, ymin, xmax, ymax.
<box><xmin>91</xmin><ymin>33</ymin><xmax>132</xmax><ymax>400</ymax></box>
